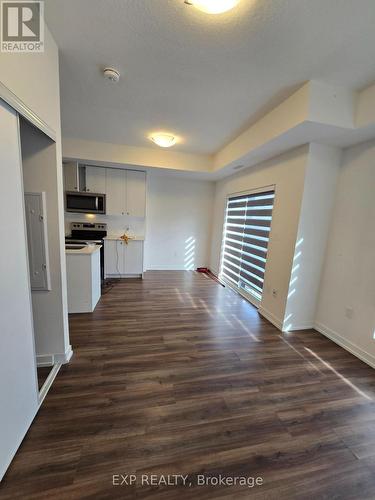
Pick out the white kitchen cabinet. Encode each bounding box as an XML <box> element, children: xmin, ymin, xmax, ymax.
<box><xmin>104</xmin><ymin>239</ymin><xmax>143</xmax><ymax>278</ymax></box>
<box><xmin>126</xmin><ymin>170</ymin><xmax>146</xmax><ymax>217</ymax></box>
<box><xmin>104</xmin><ymin>239</ymin><xmax>124</xmax><ymax>275</ymax></box>
<box><xmin>105</xmin><ymin>168</ymin><xmax>146</xmax><ymax>217</ymax></box>
<box><xmin>63</xmin><ymin>162</ymin><xmax>79</xmax><ymax>191</ymax></box>
<box><xmin>124</xmin><ymin>240</ymin><xmax>143</xmax><ymax>274</ymax></box>
<box><xmin>85</xmin><ymin>166</ymin><xmax>106</xmax><ymax>194</ymax></box>
<box><xmin>106</xmin><ymin>168</ymin><xmax>125</xmax><ymax>215</ymax></box>
<box><xmin>66</xmin><ymin>246</ymin><xmax>101</xmax><ymax>313</ymax></box>
<box><xmin>63</xmin><ymin>166</ymin><xmax>146</xmax><ymax>217</ymax></box>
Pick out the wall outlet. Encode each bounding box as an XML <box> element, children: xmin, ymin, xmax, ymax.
<box><xmin>345</xmin><ymin>306</ymin><xmax>354</xmax><ymax>319</ymax></box>
<box><xmin>272</xmin><ymin>289</ymin><xmax>278</xmax><ymax>297</ymax></box>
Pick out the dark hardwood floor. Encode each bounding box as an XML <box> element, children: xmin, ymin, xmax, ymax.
<box><xmin>1</xmin><ymin>271</ymin><xmax>375</xmax><ymax>499</ymax></box>
<box><xmin>37</xmin><ymin>366</ymin><xmax>53</xmax><ymax>390</ymax></box>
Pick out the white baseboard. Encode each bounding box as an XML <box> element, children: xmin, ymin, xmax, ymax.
<box><xmin>38</xmin><ymin>363</ymin><xmax>61</xmax><ymax>405</ymax></box>
<box><xmin>315</xmin><ymin>322</ymin><xmax>375</xmax><ymax>369</ymax></box>
<box><xmin>146</xmin><ymin>265</ymin><xmax>190</xmax><ymax>271</ymax></box>
<box><xmin>258</xmin><ymin>306</ymin><xmax>283</xmax><ymax>331</ymax></box>
<box><xmin>105</xmin><ymin>274</ymin><xmax>143</xmax><ymax>278</ymax></box>
<box><xmin>283</xmin><ymin>321</ymin><xmax>315</xmax><ymax>332</ymax></box>
<box><xmin>36</xmin><ymin>345</ymin><xmax>73</xmax><ymax>367</ymax></box>
<box><xmin>57</xmin><ymin>345</ymin><xmax>73</xmax><ymax>364</ymax></box>
<box><xmin>36</xmin><ymin>354</ymin><xmax>54</xmax><ymax>367</ymax></box>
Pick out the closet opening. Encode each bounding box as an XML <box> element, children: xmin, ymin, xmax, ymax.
<box><xmin>19</xmin><ymin>117</ymin><xmax>60</xmax><ymax>398</ymax></box>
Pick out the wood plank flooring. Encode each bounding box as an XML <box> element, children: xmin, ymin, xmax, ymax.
<box><xmin>37</xmin><ymin>366</ymin><xmax>53</xmax><ymax>390</ymax></box>
<box><xmin>1</xmin><ymin>271</ymin><xmax>375</xmax><ymax>499</ymax></box>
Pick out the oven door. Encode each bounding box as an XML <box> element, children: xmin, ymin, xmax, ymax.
<box><xmin>65</xmin><ymin>192</ymin><xmax>106</xmax><ymax>214</ymax></box>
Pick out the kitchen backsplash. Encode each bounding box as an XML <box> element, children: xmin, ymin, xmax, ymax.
<box><xmin>65</xmin><ymin>212</ymin><xmax>146</xmax><ymax>238</ymax></box>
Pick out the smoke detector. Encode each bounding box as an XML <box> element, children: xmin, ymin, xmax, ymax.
<box><xmin>103</xmin><ymin>67</ymin><xmax>120</xmax><ymax>83</ymax></box>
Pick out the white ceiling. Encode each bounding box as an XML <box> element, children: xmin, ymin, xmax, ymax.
<box><xmin>45</xmin><ymin>0</ymin><xmax>375</xmax><ymax>155</ymax></box>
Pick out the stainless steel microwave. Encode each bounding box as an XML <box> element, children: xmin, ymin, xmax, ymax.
<box><xmin>65</xmin><ymin>191</ymin><xmax>106</xmax><ymax>214</ymax></box>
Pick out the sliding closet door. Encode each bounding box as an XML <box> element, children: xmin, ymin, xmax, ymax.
<box><xmin>0</xmin><ymin>99</ymin><xmax>39</xmax><ymax>479</ymax></box>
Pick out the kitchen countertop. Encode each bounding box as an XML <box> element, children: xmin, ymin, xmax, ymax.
<box><xmin>104</xmin><ymin>235</ymin><xmax>145</xmax><ymax>241</ymax></box>
<box><xmin>65</xmin><ymin>244</ymin><xmax>102</xmax><ymax>255</ymax></box>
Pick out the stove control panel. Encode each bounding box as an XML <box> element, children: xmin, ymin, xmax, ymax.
<box><xmin>71</xmin><ymin>222</ymin><xmax>107</xmax><ymax>231</ymax></box>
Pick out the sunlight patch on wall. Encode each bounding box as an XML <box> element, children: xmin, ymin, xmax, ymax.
<box><xmin>184</xmin><ymin>237</ymin><xmax>196</xmax><ymax>270</ymax></box>
<box><xmin>283</xmin><ymin>237</ymin><xmax>304</xmax><ymax>332</ymax></box>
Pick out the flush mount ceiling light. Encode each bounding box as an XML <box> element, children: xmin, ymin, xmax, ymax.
<box><xmin>184</xmin><ymin>0</ymin><xmax>239</xmax><ymax>14</ymax></box>
<box><xmin>150</xmin><ymin>133</ymin><xmax>177</xmax><ymax>148</ymax></box>
<box><xmin>103</xmin><ymin>67</ymin><xmax>120</xmax><ymax>82</ymax></box>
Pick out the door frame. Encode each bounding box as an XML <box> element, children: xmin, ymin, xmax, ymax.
<box><xmin>218</xmin><ymin>183</ymin><xmax>276</xmax><ymax>309</ymax></box>
<box><xmin>0</xmin><ymin>81</ymin><xmax>56</xmax><ymax>141</ymax></box>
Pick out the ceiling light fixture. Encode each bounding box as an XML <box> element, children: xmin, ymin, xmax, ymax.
<box><xmin>150</xmin><ymin>133</ymin><xmax>177</xmax><ymax>148</ymax></box>
<box><xmin>184</xmin><ymin>0</ymin><xmax>239</xmax><ymax>14</ymax></box>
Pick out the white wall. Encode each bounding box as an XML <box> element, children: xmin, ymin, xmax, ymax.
<box><xmin>214</xmin><ymin>83</ymin><xmax>310</xmax><ymax>170</ymax></box>
<box><xmin>210</xmin><ymin>146</ymin><xmax>309</xmax><ymax>327</ymax></box>
<box><xmin>0</xmin><ymin>24</ymin><xmax>69</xmax><ymax>364</ymax></box>
<box><xmin>63</xmin><ymin>137</ymin><xmax>212</xmax><ymax>174</ymax></box>
<box><xmin>64</xmin><ymin>171</ymin><xmax>213</xmax><ymax>272</ymax></box>
<box><xmin>315</xmin><ymin>139</ymin><xmax>375</xmax><ymax>366</ymax></box>
<box><xmin>145</xmin><ymin>173</ymin><xmax>214</xmax><ymax>270</ymax></box>
<box><xmin>0</xmin><ymin>100</ymin><xmax>39</xmax><ymax>480</ymax></box>
<box><xmin>284</xmin><ymin>144</ymin><xmax>341</xmax><ymax>330</ymax></box>
<box><xmin>0</xmin><ymin>27</ymin><xmax>60</xmax><ymax>133</ymax></box>
<box><xmin>21</xmin><ymin>120</ymin><xmax>71</xmax><ymax>364</ymax></box>
<box><xmin>0</xmin><ymin>24</ymin><xmax>69</xmax><ymax>478</ymax></box>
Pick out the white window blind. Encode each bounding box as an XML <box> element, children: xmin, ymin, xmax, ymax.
<box><xmin>220</xmin><ymin>189</ymin><xmax>275</xmax><ymax>303</ymax></box>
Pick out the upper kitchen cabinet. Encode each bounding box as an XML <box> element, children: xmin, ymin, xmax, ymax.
<box><xmin>63</xmin><ymin>162</ymin><xmax>88</xmax><ymax>192</ymax></box>
<box><xmin>126</xmin><ymin>170</ymin><xmax>146</xmax><ymax>217</ymax></box>
<box><xmin>63</xmin><ymin>162</ymin><xmax>79</xmax><ymax>191</ymax></box>
<box><xmin>85</xmin><ymin>166</ymin><xmax>106</xmax><ymax>194</ymax></box>
<box><xmin>105</xmin><ymin>168</ymin><xmax>146</xmax><ymax>217</ymax></box>
<box><xmin>106</xmin><ymin>168</ymin><xmax>125</xmax><ymax>215</ymax></box>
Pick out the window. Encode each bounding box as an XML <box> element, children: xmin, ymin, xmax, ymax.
<box><xmin>220</xmin><ymin>188</ymin><xmax>275</xmax><ymax>305</ymax></box>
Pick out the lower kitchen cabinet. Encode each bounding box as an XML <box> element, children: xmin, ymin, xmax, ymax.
<box><xmin>104</xmin><ymin>239</ymin><xmax>144</xmax><ymax>278</ymax></box>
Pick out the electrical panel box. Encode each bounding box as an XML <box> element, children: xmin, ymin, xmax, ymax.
<box><xmin>24</xmin><ymin>192</ymin><xmax>51</xmax><ymax>291</ymax></box>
